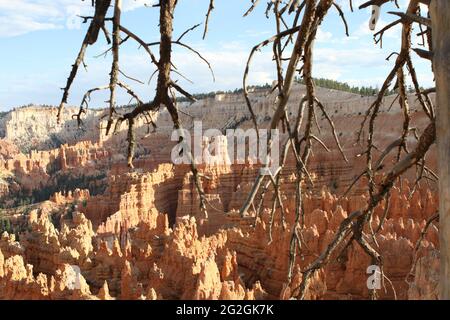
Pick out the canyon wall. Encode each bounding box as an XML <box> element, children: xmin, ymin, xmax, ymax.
<box><xmin>0</xmin><ymin>172</ymin><xmax>439</xmax><ymax>299</ymax></box>
<box><xmin>0</xmin><ymin>85</ymin><xmax>440</xmax><ymax>300</ymax></box>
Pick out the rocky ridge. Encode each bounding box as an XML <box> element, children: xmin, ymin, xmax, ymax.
<box><xmin>0</xmin><ymin>85</ymin><xmax>439</xmax><ymax>299</ymax></box>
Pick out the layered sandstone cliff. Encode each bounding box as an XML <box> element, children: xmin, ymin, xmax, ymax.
<box><xmin>0</xmin><ymin>86</ymin><xmax>440</xmax><ymax>300</ymax></box>
<box><xmin>0</xmin><ymin>164</ymin><xmax>439</xmax><ymax>300</ymax></box>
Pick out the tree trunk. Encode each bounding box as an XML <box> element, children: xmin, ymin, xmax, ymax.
<box><xmin>430</xmin><ymin>0</ymin><xmax>450</xmax><ymax>300</ymax></box>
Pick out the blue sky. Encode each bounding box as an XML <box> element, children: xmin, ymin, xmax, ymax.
<box><xmin>0</xmin><ymin>0</ymin><xmax>433</xmax><ymax>111</ymax></box>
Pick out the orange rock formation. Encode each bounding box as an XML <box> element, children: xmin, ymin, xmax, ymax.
<box><xmin>0</xmin><ymin>88</ymin><xmax>440</xmax><ymax>300</ymax></box>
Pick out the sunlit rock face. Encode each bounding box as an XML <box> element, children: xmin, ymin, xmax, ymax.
<box><xmin>0</xmin><ymin>87</ymin><xmax>438</xmax><ymax>299</ymax></box>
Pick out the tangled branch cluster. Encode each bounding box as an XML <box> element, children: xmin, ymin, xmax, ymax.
<box><xmin>58</xmin><ymin>0</ymin><xmax>218</xmax><ymax>218</ymax></box>
<box><xmin>239</xmin><ymin>0</ymin><xmax>436</xmax><ymax>299</ymax></box>
<box><xmin>58</xmin><ymin>0</ymin><xmax>437</xmax><ymax>300</ymax></box>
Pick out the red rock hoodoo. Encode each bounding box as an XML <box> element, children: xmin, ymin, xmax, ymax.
<box><xmin>0</xmin><ymin>86</ymin><xmax>439</xmax><ymax>299</ymax></box>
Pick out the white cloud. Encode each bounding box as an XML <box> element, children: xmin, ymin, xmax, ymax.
<box><xmin>0</xmin><ymin>0</ymin><xmax>435</xmax><ymax>109</ymax></box>
<box><xmin>0</xmin><ymin>14</ymin><xmax>60</xmax><ymax>37</ymax></box>
<box><xmin>315</xmin><ymin>46</ymin><xmax>386</xmax><ymax>68</ymax></box>
<box><xmin>0</xmin><ymin>0</ymin><xmax>154</xmax><ymax>37</ymax></box>
<box><xmin>0</xmin><ymin>33</ymin><xmax>434</xmax><ymax>110</ymax></box>
<box><xmin>316</xmin><ymin>29</ymin><xmax>333</xmax><ymax>42</ymax></box>
<box><xmin>240</xmin><ymin>29</ymin><xmax>272</xmax><ymax>38</ymax></box>
<box><xmin>354</xmin><ymin>17</ymin><xmax>402</xmax><ymax>40</ymax></box>
<box><xmin>167</xmin><ymin>43</ymin><xmax>275</xmax><ymax>92</ymax></box>
<box><xmin>123</xmin><ymin>0</ymin><xmax>154</xmax><ymax>12</ymax></box>
<box><xmin>51</xmin><ymin>41</ymin><xmax>276</xmax><ymax>107</ymax></box>
<box><xmin>56</xmin><ymin>40</ymin><xmax>407</xmax><ymax>106</ymax></box>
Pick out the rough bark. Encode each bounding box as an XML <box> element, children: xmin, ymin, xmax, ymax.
<box><xmin>430</xmin><ymin>0</ymin><xmax>450</xmax><ymax>300</ymax></box>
